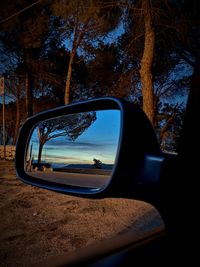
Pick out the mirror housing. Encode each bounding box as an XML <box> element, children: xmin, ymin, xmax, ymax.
<box><xmin>15</xmin><ymin>97</ymin><xmax>163</xmax><ymax>197</ymax></box>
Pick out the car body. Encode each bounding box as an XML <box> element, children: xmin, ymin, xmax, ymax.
<box><xmin>15</xmin><ymin>60</ymin><xmax>199</xmax><ymax>266</ymax></box>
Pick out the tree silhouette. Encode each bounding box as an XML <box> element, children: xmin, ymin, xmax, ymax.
<box><xmin>93</xmin><ymin>158</ymin><xmax>102</xmax><ymax>169</ymax></box>
<box><xmin>52</xmin><ymin>0</ymin><xmax>122</xmax><ymax>104</ymax></box>
<box><xmin>36</xmin><ymin>111</ymin><xmax>96</xmax><ymax>165</ymax></box>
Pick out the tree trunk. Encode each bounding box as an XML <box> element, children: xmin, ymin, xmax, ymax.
<box><xmin>25</xmin><ymin>72</ymin><xmax>33</xmax><ymax>117</ymax></box>
<box><xmin>13</xmin><ymin>85</ymin><xmax>20</xmax><ymax>145</ymax></box>
<box><xmin>37</xmin><ymin>141</ymin><xmax>44</xmax><ymax>166</ymax></box>
<box><xmin>64</xmin><ymin>48</ymin><xmax>76</xmax><ymax>105</ymax></box>
<box><xmin>139</xmin><ymin>0</ymin><xmax>155</xmax><ymax>125</ymax></box>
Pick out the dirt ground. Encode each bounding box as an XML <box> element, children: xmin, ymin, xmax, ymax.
<box><xmin>0</xmin><ymin>160</ymin><xmax>164</xmax><ymax>266</ymax></box>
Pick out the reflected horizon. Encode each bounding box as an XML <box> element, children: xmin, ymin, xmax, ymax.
<box><xmin>27</xmin><ymin>110</ymin><xmax>120</xmax><ymax>168</ymax></box>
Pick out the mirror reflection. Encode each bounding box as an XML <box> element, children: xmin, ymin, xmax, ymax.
<box><xmin>25</xmin><ymin>110</ymin><xmax>120</xmax><ymax>189</ymax></box>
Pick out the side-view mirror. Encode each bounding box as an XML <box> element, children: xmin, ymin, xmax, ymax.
<box><xmin>16</xmin><ymin>97</ymin><xmax>164</xmax><ymax>197</ymax></box>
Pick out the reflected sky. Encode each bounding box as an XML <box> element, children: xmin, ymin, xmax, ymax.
<box><xmin>28</xmin><ymin>110</ymin><xmax>120</xmax><ymax>167</ymax></box>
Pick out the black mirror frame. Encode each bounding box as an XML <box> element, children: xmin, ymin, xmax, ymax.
<box><xmin>15</xmin><ymin>97</ymin><xmax>162</xmax><ymax>198</ymax></box>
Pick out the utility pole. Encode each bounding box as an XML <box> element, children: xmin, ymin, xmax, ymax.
<box><xmin>0</xmin><ymin>76</ymin><xmax>6</xmax><ymax>159</ymax></box>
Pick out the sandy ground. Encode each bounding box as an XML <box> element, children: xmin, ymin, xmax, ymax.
<box><xmin>0</xmin><ymin>160</ymin><xmax>164</xmax><ymax>267</ymax></box>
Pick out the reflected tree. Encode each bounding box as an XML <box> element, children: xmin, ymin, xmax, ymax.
<box><xmin>37</xmin><ymin>111</ymin><xmax>96</xmax><ymax>165</ymax></box>
<box><xmin>93</xmin><ymin>158</ymin><xmax>102</xmax><ymax>169</ymax></box>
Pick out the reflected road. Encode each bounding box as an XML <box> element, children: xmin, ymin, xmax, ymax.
<box><xmin>27</xmin><ymin>171</ymin><xmax>110</xmax><ymax>188</ymax></box>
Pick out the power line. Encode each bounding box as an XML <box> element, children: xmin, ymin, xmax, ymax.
<box><xmin>0</xmin><ymin>1</ymin><xmax>41</xmax><ymax>24</ymax></box>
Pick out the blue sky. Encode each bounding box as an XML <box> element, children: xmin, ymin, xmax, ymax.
<box><xmin>64</xmin><ymin>20</ymin><xmax>125</xmax><ymax>57</ymax></box>
<box><xmin>28</xmin><ymin>110</ymin><xmax>121</xmax><ymax>167</ymax></box>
